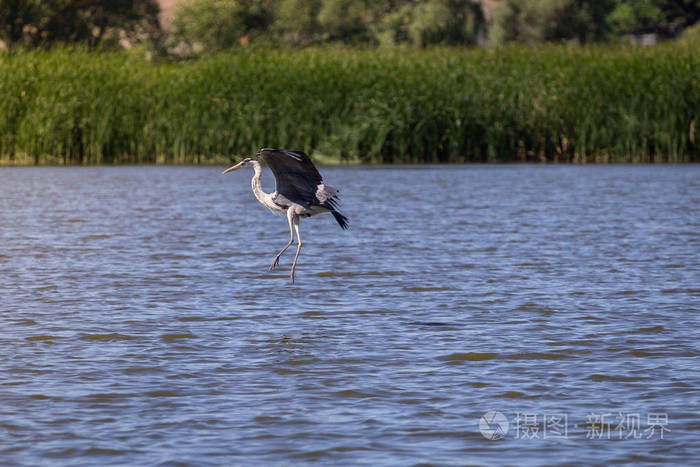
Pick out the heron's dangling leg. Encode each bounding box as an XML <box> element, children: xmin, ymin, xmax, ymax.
<box><xmin>270</xmin><ymin>208</ymin><xmax>295</xmax><ymax>271</ymax></box>
<box><xmin>290</xmin><ymin>216</ymin><xmax>302</xmax><ymax>284</ymax></box>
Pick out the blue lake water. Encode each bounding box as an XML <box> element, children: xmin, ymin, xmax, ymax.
<box><xmin>1</xmin><ymin>164</ymin><xmax>699</xmax><ymax>465</ymax></box>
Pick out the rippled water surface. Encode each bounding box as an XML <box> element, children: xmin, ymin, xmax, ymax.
<box><xmin>1</xmin><ymin>165</ymin><xmax>699</xmax><ymax>465</ymax></box>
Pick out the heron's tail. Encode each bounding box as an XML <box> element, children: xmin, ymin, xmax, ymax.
<box><xmin>332</xmin><ymin>211</ymin><xmax>349</xmax><ymax>230</ymax></box>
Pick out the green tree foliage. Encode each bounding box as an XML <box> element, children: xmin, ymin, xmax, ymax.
<box><xmin>2</xmin><ymin>0</ymin><xmax>699</xmax><ymax>51</ymax></box>
<box><xmin>0</xmin><ymin>0</ymin><xmax>40</xmax><ymax>45</ymax></box>
<box><xmin>170</xmin><ymin>0</ymin><xmax>485</xmax><ymax>50</ymax></box>
<box><xmin>680</xmin><ymin>19</ymin><xmax>700</xmax><ymax>44</ymax></box>
<box><xmin>491</xmin><ymin>0</ymin><xmax>613</xmax><ymax>44</ymax></box>
<box><xmin>170</xmin><ymin>0</ymin><xmax>271</xmax><ymax>53</ymax></box>
<box><xmin>317</xmin><ymin>0</ymin><xmax>370</xmax><ymax>42</ymax></box>
<box><xmin>606</xmin><ymin>0</ymin><xmax>700</xmax><ymax>37</ymax></box>
<box><xmin>491</xmin><ymin>0</ymin><xmax>700</xmax><ymax>45</ymax></box>
<box><xmin>272</xmin><ymin>0</ymin><xmax>322</xmax><ymax>46</ymax></box>
<box><xmin>408</xmin><ymin>0</ymin><xmax>484</xmax><ymax>47</ymax></box>
<box><xmin>0</xmin><ymin>0</ymin><xmax>161</xmax><ymax>47</ymax></box>
<box><xmin>371</xmin><ymin>3</ymin><xmax>413</xmax><ymax>46</ymax></box>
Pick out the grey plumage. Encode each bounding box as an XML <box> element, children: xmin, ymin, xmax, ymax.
<box><xmin>222</xmin><ymin>148</ymin><xmax>349</xmax><ymax>283</ymax></box>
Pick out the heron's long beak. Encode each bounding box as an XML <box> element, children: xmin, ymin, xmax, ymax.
<box><xmin>222</xmin><ymin>161</ymin><xmax>244</xmax><ymax>174</ymax></box>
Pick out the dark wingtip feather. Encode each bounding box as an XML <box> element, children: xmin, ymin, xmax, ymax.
<box><xmin>332</xmin><ymin>211</ymin><xmax>349</xmax><ymax>230</ymax></box>
<box><xmin>323</xmin><ymin>197</ymin><xmax>340</xmax><ymax>211</ymax></box>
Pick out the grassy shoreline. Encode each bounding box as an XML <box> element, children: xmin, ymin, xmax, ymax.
<box><xmin>1</xmin><ymin>45</ymin><xmax>698</xmax><ymax>164</ymax></box>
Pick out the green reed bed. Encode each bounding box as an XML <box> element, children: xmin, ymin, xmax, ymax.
<box><xmin>1</xmin><ymin>44</ymin><xmax>698</xmax><ymax>164</ymax></box>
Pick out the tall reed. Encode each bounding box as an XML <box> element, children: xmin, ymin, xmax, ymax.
<box><xmin>1</xmin><ymin>44</ymin><xmax>698</xmax><ymax>164</ymax></box>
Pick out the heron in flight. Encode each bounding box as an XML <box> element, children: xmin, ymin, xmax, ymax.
<box><xmin>222</xmin><ymin>148</ymin><xmax>349</xmax><ymax>283</ymax></box>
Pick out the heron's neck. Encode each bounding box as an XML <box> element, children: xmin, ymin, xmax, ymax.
<box><xmin>250</xmin><ymin>161</ymin><xmax>275</xmax><ymax>208</ymax></box>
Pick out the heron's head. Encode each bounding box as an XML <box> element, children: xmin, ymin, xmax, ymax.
<box><xmin>222</xmin><ymin>158</ymin><xmax>255</xmax><ymax>174</ymax></box>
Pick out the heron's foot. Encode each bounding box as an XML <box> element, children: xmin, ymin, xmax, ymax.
<box><xmin>269</xmin><ymin>257</ymin><xmax>281</xmax><ymax>271</ymax></box>
<box><xmin>289</xmin><ymin>269</ymin><xmax>296</xmax><ymax>284</ymax></box>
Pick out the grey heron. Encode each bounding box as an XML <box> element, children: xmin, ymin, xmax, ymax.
<box><xmin>222</xmin><ymin>148</ymin><xmax>349</xmax><ymax>283</ymax></box>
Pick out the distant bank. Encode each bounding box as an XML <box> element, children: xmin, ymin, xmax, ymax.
<box><xmin>0</xmin><ymin>45</ymin><xmax>698</xmax><ymax>165</ymax></box>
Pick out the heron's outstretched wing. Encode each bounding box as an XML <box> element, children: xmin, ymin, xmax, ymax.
<box><xmin>258</xmin><ymin>148</ymin><xmax>323</xmax><ymax>206</ymax></box>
